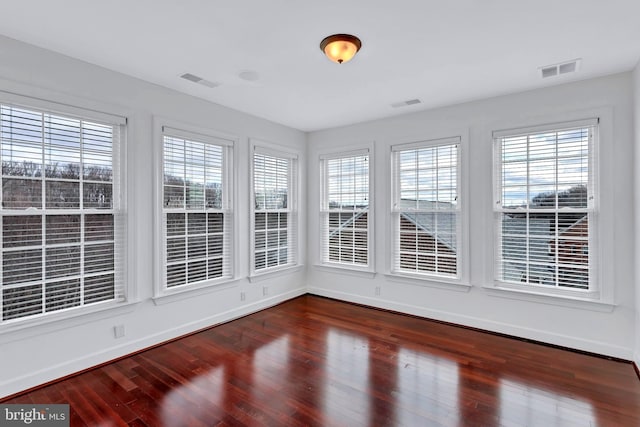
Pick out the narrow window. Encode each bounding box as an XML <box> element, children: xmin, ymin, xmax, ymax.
<box><xmin>391</xmin><ymin>139</ymin><xmax>460</xmax><ymax>278</ymax></box>
<box><xmin>252</xmin><ymin>148</ymin><xmax>298</xmax><ymax>273</ymax></box>
<box><xmin>320</xmin><ymin>150</ymin><xmax>371</xmax><ymax>268</ymax></box>
<box><xmin>161</xmin><ymin>128</ymin><xmax>233</xmax><ymax>290</ymax></box>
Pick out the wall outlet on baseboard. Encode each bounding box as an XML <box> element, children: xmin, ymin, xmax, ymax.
<box><xmin>240</xmin><ymin>291</ymin><xmax>246</xmax><ymax>301</ymax></box>
<box><xmin>113</xmin><ymin>325</ymin><xmax>125</xmax><ymax>339</ymax></box>
<box><xmin>375</xmin><ymin>286</ymin><xmax>381</xmax><ymax>296</ymax></box>
<box><xmin>263</xmin><ymin>286</ymin><xmax>269</xmax><ymax>296</ymax></box>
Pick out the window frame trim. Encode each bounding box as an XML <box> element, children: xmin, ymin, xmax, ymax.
<box><xmin>153</xmin><ymin>117</ymin><xmax>239</xmax><ymax>300</ymax></box>
<box><xmin>0</xmin><ymin>91</ymin><xmax>130</xmax><ymax>330</ymax></box>
<box><xmin>249</xmin><ymin>138</ymin><xmax>301</xmax><ymax>278</ymax></box>
<box><xmin>490</xmin><ymin>113</ymin><xmax>609</xmax><ymax>303</ymax></box>
<box><xmin>318</xmin><ymin>143</ymin><xmax>375</xmax><ymax>273</ymax></box>
<box><xmin>386</xmin><ymin>133</ymin><xmax>469</xmax><ymax>287</ymax></box>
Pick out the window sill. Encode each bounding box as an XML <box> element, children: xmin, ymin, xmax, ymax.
<box><xmin>153</xmin><ymin>278</ymin><xmax>240</xmax><ymax>305</ymax></box>
<box><xmin>0</xmin><ymin>300</ymin><xmax>140</xmax><ymax>344</ymax></box>
<box><xmin>249</xmin><ymin>264</ymin><xmax>304</xmax><ymax>283</ymax></box>
<box><xmin>385</xmin><ymin>273</ymin><xmax>471</xmax><ymax>292</ymax></box>
<box><xmin>313</xmin><ymin>263</ymin><xmax>377</xmax><ymax>279</ymax></box>
<box><xmin>483</xmin><ymin>284</ymin><xmax>615</xmax><ymax>312</ymax></box>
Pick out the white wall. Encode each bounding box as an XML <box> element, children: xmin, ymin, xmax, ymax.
<box><xmin>0</xmin><ymin>35</ymin><xmax>307</xmax><ymax>398</ymax></box>
<box><xmin>307</xmin><ymin>73</ymin><xmax>636</xmax><ymax>360</ymax></box>
<box><xmin>633</xmin><ymin>62</ymin><xmax>640</xmax><ymax>369</ymax></box>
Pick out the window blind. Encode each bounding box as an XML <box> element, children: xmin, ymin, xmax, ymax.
<box><xmin>162</xmin><ymin>131</ymin><xmax>233</xmax><ymax>288</ymax></box>
<box><xmin>252</xmin><ymin>148</ymin><xmax>297</xmax><ymax>271</ymax></box>
<box><xmin>494</xmin><ymin>120</ymin><xmax>596</xmax><ymax>290</ymax></box>
<box><xmin>391</xmin><ymin>139</ymin><xmax>460</xmax><ymax>277</ymax></box>
<box><xmin>320</xmin><ymin>151</ymin><xmax>370</xmax><ymax>266</ymax></box>
<box><xmin>0</xmin><ymin>103</ymin><xmax>125</xmax><ymax>323</ymax></box>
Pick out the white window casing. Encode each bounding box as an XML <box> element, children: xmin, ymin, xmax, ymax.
<box><xmin>159</xmin><ymin>126</ymin><xmax>234</xmax><ymax>295</ymax></box>
<box><xmin>0</xmin><ymin>99</ymin><xmax>127</xmax><ymax>325</ymax></box>
<box><xmin>493</xmin><ymin>118</ymin><xmax>599</xmax><ymax>299</ymax></box>
<box><xmin>391</xmin><ymin>137</ymin><xmax>461</xmax><ymax>280</ymax></box>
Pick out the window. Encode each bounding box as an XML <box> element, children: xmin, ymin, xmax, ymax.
<box><xmin>320</xmin><ymin>149</ymin><xmax>371</xmax><ymax>269</ymax></box>
<box><xmin>391</xmin><ymin>138</ymin><xmax>460</xmax><ymax>278</ymax></box>
<box><xmin>251</xmin><ymin>146</ymin><xmax>298</xmax><ymax>273</ymax></box>
<box><xmin>0</xmin><ymin>101</ymin><xmax>125</xmax><ymax>324</ymax></box>
<box><xmin>494</xmin><ymin>119</ymin><xmax>597</xmax><ymax>294</ymax></box>
<box><xmin>161</xmin><ymin>127</ymin><xmax>233</xmax><ymax>291</ymax></box>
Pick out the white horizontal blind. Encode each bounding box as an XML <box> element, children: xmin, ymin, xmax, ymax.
<box><xmin>253</xmin><ymin>149</ymin><xmax>297</xmax><ymax>271</ymax></box>
<box><xmin>321</xmin><ymin>152</ymin><xmax>369</xmax><ymax>266</ymax></box>
<box><xmin>162</xmin><ymin>132</ymin><xmax>232</xmax><ymax>288</ymax></box>
<box><xmin>0</xmin><ymin>103</ymin><xmax>125</xmax><ymax>324</ymax></box>
<box><xmin>494</xmin><ymin>121</ymin><xmax>596</xmax><ymax>290</ymax></box>
<box><xmin>391</xmin><ymin>140</ymin><xmax>460</xmax><ymax>277</ymax></box>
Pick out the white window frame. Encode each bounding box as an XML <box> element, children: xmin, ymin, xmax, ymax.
<box><xmin>390</xmin><ymin>137</ymin><xmax>463</xmax><ymax>283</ymax></box>
<box><xmin>0</xmin><ymin>91</ymin><xmax>129</xmax><ymax>330</ymax></box>
<box><xmin>492</xmin><ymin>118</ymin><xmax>601</xmax><ymax>301</ymax></box>
<box><xmin>249</xmin><ymin>140</ymin><xmax>300</xmax><ymax>278</ymax></box>
<box><xmin>319</xmin><ymin>147</ymin><xmax>374</xmax><ymax>273</ymax></box>
<box><xmin>154</xmin><ymin>121</ymin><xmax>236</xmax><ymax>300</ymax></box>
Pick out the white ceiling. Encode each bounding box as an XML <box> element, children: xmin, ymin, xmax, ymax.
<box><xmin>1</xmin><ymin>0</ymin><xmax>639</xmax><ymax>132</ymax></box>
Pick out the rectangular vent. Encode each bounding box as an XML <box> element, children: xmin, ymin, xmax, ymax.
<box><xmin>180</xmin><ymin>73</ymin><xmax>202</xmax><ymax>83</ymax></box>
<box><xmin>540</xmin><ymin>59</ymin><xmax>581</xmax><ymax>79</ymax></box>
<box><xmin>180</xmin><ymin>73</ymin><xmax>220</xmax><ymax>88</ymax></box>
<box><xmin>391</xmin><ymin>99</ymin><xmax>422</xmax><ymax>108</ymax></box>
<box><xmin>541</xmin><ymin>66</ymin><xmax>558</xmax><ymax>78</ymax></box>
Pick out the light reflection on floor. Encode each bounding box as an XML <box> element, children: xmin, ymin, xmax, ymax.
<box><xmin>157</xmin><ymin>324</ymin><xmax>599</xmax><ymax>426</ymax></box>
<box><xmin>499</xmin><ymin>378</ymin><xmax>595</xmax><ymax>426</ymax></box>
<box><xmin>160</xmin><ymin>364</ymin><xmax>225</xmax><ymax>425</ymax></box>
<box><xmin>324</xmin><ymin>328</ymin><xmax>371</xmax><ymax>426</ymax></box>
<box><xmin>395</xmin><ymin>348</ymin><xmax>459</xmax><ymax>426</ymax></box>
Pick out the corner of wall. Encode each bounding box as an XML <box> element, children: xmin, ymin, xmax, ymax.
<box><xmin>633</xmin><ymin>59</ymin><xmax>640</xmax><ymax>370</ymax></box>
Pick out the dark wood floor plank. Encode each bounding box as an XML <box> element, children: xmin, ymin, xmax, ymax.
<box><xmin>4</xmin><ymin>295</ymin><xmax>640</xmax><ymax>426</ymax></box>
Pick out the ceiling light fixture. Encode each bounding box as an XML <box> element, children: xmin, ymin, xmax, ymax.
<box><xmin>320</xmin><ymin>34</ymin><xmax>362</xmax><ymax>64</ymax></box>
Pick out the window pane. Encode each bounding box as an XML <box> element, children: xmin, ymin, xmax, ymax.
<box><xmin>3</xmin><ymin>215</ymin><xmax>42</xmax><ymax>247</ymax></box>
<box><xmin>46</xmin><ymin>215</ymin><xmax>81</xmax><ymax>244</ymax></box>
<box><xmin>45</xmin><ymin>181</ymin><xmax>80</xmax><ymax>209</ymax></box>
<box><xmin>3</xmin><ymin>249</ymin><xmax>42</xmax><ymax>285</ymax></box>
<box><xmin>2</xmin><ymin>178</ymin><xmax>42</xmax><ymax>208</ymax></box>
<box><xmin>46</xmin><ymin>279</ymin><xmax>81</xmax><ymax>312</ymax></box>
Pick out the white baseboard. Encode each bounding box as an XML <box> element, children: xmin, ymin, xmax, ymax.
<box><xmin>1</xmin><ymin>288</ymin><xmax>306</xmax><ymax>399</ymax></box>
<box><xmin>308</xmin><ymin>287</ymin><xmax>633</xmax><ymax>360</ymax></box>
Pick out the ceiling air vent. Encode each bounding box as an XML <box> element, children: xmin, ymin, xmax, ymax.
<box><xmin>540</xmin><ymin>59</ymin><xmax>581</xmax><ymax>79</ymax></box>
<box><xmin>391</xmin><ymin>98</ymin><xmax>422</xmax><ymax>108</ymax></box>
<box><xmin>180</xmin><ymin>73</ymin><xmax>220</xmax><ymax>88</ymax></box>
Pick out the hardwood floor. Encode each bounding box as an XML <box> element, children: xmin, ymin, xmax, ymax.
<box><xmin>4</xmin><ymin>295</ymin><xmax>640</xmax><ymax>426</ymax></box>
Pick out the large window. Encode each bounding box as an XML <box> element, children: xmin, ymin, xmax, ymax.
<box><xmin>251</xmin><ymin>146</ymin><xmax>298</xmax><ymax>273</ymax></box>
<box><xmin>494</xmin><ymin>119</ymin><xmax>597</xmax><ymax>294</ymax></box>
<box><xmin>161</xmin><ymin>127</ymin><xmax>233</xmax><ymax>291</ymax></box>
<box><xmin>320</xmin><ymin>150</ymin><xmax>371</xmax><ymax>269</ymax></box>
<box><xmin>391</xmin><ymin>138</ymin><xmax>460</xmax><ymax>278</ymax></box>
<box><xmin>0</xmin><ymin>101</ymin><xmax>125</xmax><ymax>324</ymax></box>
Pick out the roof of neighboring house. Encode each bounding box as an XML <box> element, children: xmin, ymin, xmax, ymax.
<box><xmin>398</xmin><ymin>199</ymin><xmax>457</xmax><ymax>252</ymax></box>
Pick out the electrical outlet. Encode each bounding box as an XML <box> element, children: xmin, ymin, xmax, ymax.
<box><xmin>375</xmin><ymin>286</ymin><xmax>381</xmax><ymax>296</ymax></box>
<box><xmin>263</xmin><ymin>286</ymin><xmax>269</xmax><ymax>296</ymax></box>
<box><xmin>113</xmin><ymin>325</ymin><xmax>125</xmax><ymax>339</ymax></box>
<box><xmin>240</xmin><ymin>291</ymin><xmax>246</xmax><ymax>301</ymax></box>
